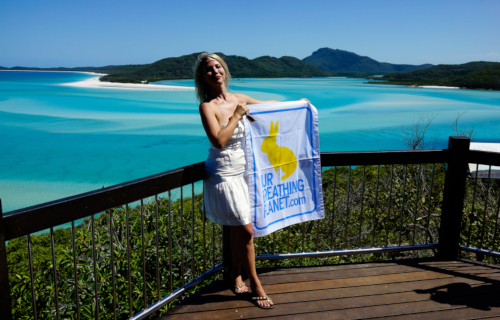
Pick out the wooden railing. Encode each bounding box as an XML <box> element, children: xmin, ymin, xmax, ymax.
<box><xmin>2</xmin><ymin>136</ymin><xmax>500</xmax><ymax>320</ymax></box>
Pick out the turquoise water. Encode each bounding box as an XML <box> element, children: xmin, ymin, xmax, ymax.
<box><xmin>1</xmin><ymin>71</ymin><xmax>500</xmax><ymax>213</ymax></box>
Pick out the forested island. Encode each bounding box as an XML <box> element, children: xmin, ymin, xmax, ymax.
<box><xmin>99</xmin><ymin>53</ymin><xmax>333</xmax><ymax>83</ymax></box>
<box><xmin>368</xmin><ymin>61</ymin><xmax>500</xmax><ymax>90</ymax></box>
<box><xmin>303</xmin><ymin>48</ymin><xmax>433</xmax><ymax>74</ymax></box>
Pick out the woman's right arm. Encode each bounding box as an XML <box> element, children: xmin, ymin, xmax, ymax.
<box><xmin>199</xmin><ymin>102</ymin><xmax>248</xmax><ymax>149</ymax></box>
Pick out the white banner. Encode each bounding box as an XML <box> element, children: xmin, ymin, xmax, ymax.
<box><xmin>244</xmin><ymin>101</ymin><xmax>324</xmax><ymax>238</ymax></box>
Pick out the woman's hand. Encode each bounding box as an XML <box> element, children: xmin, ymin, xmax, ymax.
<box><xmin>233</xmin><ymin>103</ymin><xmax>249</xmax><ymax>120</ymax></box>
<box><xmin>299</xmin><ymin>98</ymin><xmax>311</xmax><ymax>103</ymax></box>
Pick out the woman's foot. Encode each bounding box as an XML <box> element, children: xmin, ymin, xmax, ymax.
<box><xmin>233</xmin><ymin>273</ymin><xmax>248</xmax><ymax>294</ymax></box>
<box><xmin>251</xmin><ymin>285</ymin><xmax>274</xmax><ymax>309</ymax></box>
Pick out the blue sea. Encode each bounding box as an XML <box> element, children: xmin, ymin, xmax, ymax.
<box><xmin>1</xmin><ymin>71</ymin><xmax>500</xmax><ymax>213</ymax></box>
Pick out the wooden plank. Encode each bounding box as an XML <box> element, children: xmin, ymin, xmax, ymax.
<box><xmin>256</xmin><ymin>260</ymin><xmax>469</xmax><ymax>277</ymax></box>
<box><xmin>160</xmin><ymin>286</ymin><xmax>500</xmax><ymax>320</ymax></box>
<box><xmin>256</xmin><ymin>265</ymin><xmax>444</xmax><ymax>285</ymax></box>
<box><xmin>259</xmin><ymin>292</ymin><xmax>500</xmax><ymax>320</ymax></box>
<box><xmin>373</xmin><ymin>305</ymin><xmax>500</xmax><ymax>319</ymax></box>
<box><xmin>167</xmin><ymin>272</ymin><xmax>500</xmax><ymax>314</ymax></box>
<box><xmin>256</xmin><ymin>264</ymin><xmax>500</xmax><ymax>286</ymax></box>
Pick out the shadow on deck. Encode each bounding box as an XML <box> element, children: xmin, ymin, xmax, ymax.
<box><xmin>159</xmin><ymin>258</ymin><xmax>500</xmax><ymax>319</ymax></box>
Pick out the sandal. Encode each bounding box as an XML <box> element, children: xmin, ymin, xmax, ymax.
<box><xmin>252</xmin><ymin>296</ymin><xmax>274</xmax><ymax>309</ymax></box>
<box><xmin>234</xmin><ymin>282</ymin><xmax>248</xmax><ymax>294</ymax></box>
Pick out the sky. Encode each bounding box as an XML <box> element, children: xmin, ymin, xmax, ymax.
<box><xmin>1</xmin><ymin>0</ymin><xmax>500</xmax><ymax>68</ymax></box>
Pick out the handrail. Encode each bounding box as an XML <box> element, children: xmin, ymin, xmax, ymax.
<box><xmin>320</xmin><ymin>149</ymin><xmax>448</xmax><ymax>166</ymax></box>
<box><xmin>3</xmin><ymin>162</ymin><xmax>205</xmax><ymax>241</ymax></box>
<box><xmin>468</xmin><ymin>150</ymin><xmax>500</xmax><ymax>167</ymax></box>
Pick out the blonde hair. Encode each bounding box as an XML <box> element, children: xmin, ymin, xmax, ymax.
<box><xmin>194</xmin><ymin>52</ymin><xmax>231</xmax><ymax>103</ymax></box>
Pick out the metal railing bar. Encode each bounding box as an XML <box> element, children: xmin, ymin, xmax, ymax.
<box><xmin>425</xmin><ymin>164</ymin><xmax>435</xmax><ymax>244</ymax></box>
<box><xmin>27</xmin><ymin>234</ymin><xmax>38</xmax><ymax>320</ymax></box>
<box><xmin>330</xmin><ymin>166</ymin><xmax>337</xmax><ymax>249</ymax></box>
<box><xmin>411</xmin><ymin>164</ymin><xmax>421</xmax><ymax>246</ymax></box>
<box><xmin>202</xmin><ymin>184</ymin><xmax>206</xmax><ymax>273</ymax></box>
<box><xmin>302</xmin><ymin>223</ymin><xmax>305</xmax><ymax>252</ymax></box>
<box><xmin>155</xmin><ymin>195</ymin><xmax>160</xmax><ymax>301</ymax></box>
<box><xmin>191</xmin><ymin>183</ymin><xmax>195</xmax><ymax>280</ymax></box>
<box><xmin>467</xmin><ymin>164</ymin><xmax>480</xmax><ymax>247</ymax></box>
<box><xmin>255</xmin><ymin>243</ymin><xmax>438</xmax><ymax>261</ymax></box>
<box><xmin>287</xmin><ymin>226</ymin><xmax>290</xmax><ymax>253</ymax></box>
<box><xmin>91</xmin><ymin>214</ymin><xmax>99</xmax><ymax>320</ymax></box>
<box><xmin>398</xmin><ymin>165</ymin><xmax>408</xmax><ymax>246</ymax></box>
<box><xmin>320</xmin><ymin>149</ymin><xmax>447</xmax><ymax>166</ymax></box>
<box><xmin>140</xmin><ymin>200</ymin><xmax>147</xmax><ymax>308</ymax></box>
<box><xmin>258</xmin><ymin>237</ymin><xmax>261</xmax><ymax>256</ymax></box>
<box><xmin>212</xmin><ymin>221</ymin><xmax>215</xmax><ymax>268</ymax></box>
<box><xmin>358</xmin><ymin>166</ymin><xmax>366</xmax><ymax>248</ymax></box>
<box><xmin>3</xmin><ymin>162</ymin><xmax>206</xmax><ymax>241</ymax></box>
<box><xmin>273</xmin><ymin>231</ymin><xmax>276</xmax><ymax>255</ymax></box>
<box><xmin>109</xmin><ymin>210</ymin><xmax>117</xmax><ymax>320</ymax></box>
<box><xmin>168</xmin><ymin>191</ymin><xmax>173</xmax><ymax>293</ymax></box>
<box><xmin>128</xmin><ymin>263</ymin><xmax>223</xmax><ymax>320</ymax></box>
<box><xmin>372</xmin><ymin>165</ymin><xmax>380</xmax><ymax>247</ymax></box>
<box><xmin>385</xmin><ymin>164</ymin><xmax>394</xmax><ymax>247</ymax></box>
<box><xmin>344</xmin><ymin>166</ymin><xmax>352</xmax><ymax>249</ymax></box>
<box><xmin>70</xmin><ymin>221</ymin><xmax>80</xmax><ymax>320</ymax></box>
<box><xmin>180</xmin><ymin>187</ymin><xmax>185</xmax><ymax>286</ymax></box>
<box><xmin>125</xmin><ymin>205</ymin><xmax>132</xmax><ymax>317</ymax></box>
<box><xmin>50</xmin><ymin>227</ymin><xmax>60</xmax><ymax>320</ymax></box>
<box><xmin>491</xmin><ymin>189</ymin><xmax>500</xmax><ymax>251</ymax></box>
<box><xmin>460</xmin><ymin>245</ymin><xmax>500</xmax><ymax>259</ymax></box>
<box><xmin>315</xmin><ymin>220</ymin><xmax>319</xmax><ymax>252</ymax></box>
<box><xmin>479</xmin><ymin>165</ymin><xmax>492</xmax><ymax>248</ymax></box>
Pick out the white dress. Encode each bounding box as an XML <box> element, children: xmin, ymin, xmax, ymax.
<box><xmin>203</xmin><ymin>121</ymin><xmax>251</xmax><ymax>226</ymax></box>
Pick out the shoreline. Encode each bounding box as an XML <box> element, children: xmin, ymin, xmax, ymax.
<box><xmin>410</xmin><ymin>85</ymin><xmax>460</xmax><ymax>89</ymax></box>
<box><xmin>0</xmin><ymin>69</ymin><xmax>105</xmax><ymax>75</ymax></box>
<box><xmin>61</xmin><ymin>76</ymin><xmax>194</xmax><ymax>91</ymax></box>
<box><xmin>1</xmin><ymin>69</ymin><xmax>194</xmax><ymax>90</ymax></box>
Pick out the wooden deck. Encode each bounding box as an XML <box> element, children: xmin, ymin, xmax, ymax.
<box><xmin>158</xmin><ymin>259</ymin><xmax>500</xmax><ymax>319</ymax></box>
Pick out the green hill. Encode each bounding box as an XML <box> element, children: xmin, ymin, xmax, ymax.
<box><xmin>100</xmin><ymin>52</ymin><xmax>332</xmax><ymax>83</ymax></box>
<box><xmin>376</xmin><ymin>61</ymin><xmax>500</xmax><ymax>90</ymax></box>
<box><xmin>303</xmin><ymin>48</ymin><xmax>433</xmax><ymax>74</ymax></box>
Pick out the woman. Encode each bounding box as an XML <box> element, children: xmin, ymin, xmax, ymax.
<box><xmin>196</xmin><ymin>52</ymin><xmax>308</xmax><ymax>309</ymax></box>
<box><xmin>195</xmin><ymin>52</ymin><xmax>276</xmax><ymax>309</ymax></box>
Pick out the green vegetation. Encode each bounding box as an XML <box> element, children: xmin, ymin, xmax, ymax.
<box><xmin>99</xmin><ymin>53</ymin><xmax>332</xmax><ymax>83</ymax></box>
<box><xmin>369</xmin><ymin>61</ymin><xmax>500</xmax><ymax>90</ymax></box>
<box><xmin>303</xmin><ymin>48</ymin><xmax>433</xmax><ymax>74</ymax></box>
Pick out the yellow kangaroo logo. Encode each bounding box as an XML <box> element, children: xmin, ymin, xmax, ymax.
<box><xmin>261</xmin><ymin>121</ymin><xmax>297</xmax><ymax>181</ymax></box>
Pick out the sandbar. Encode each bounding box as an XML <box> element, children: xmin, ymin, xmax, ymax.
<box><xmin>419</xmin><ymin>85</ymin><xmax>460</xmax><ymax>89</ymax></box>
<box><xmin>61</xmin><ymin>76</ymin><xmax>194</xmax><ymax>91</ymax></box>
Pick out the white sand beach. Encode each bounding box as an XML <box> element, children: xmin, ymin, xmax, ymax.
<box><xmin>420</xmin><ymin>85</ymin><xmax>460</xmax><ymax>89</ymax></box>
<box><xmin>61</xmin><ymin>76</ymin><xmax>194</xmax><ymax>91</ymax></box>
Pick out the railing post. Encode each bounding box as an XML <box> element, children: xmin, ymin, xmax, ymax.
<box><xmin>0</xmin><ymin>199</ymin><xmax>13</xmax><ymax>320</ymax></box>
<box><xmin>222</xmin><ymin>226</ymin><xmax>232</xmax><ymax>282</ymax></box>
<box><xmin>438</xmin><ymin>136</ymin><xmax>470</xmax><ymax>260</ymax></box>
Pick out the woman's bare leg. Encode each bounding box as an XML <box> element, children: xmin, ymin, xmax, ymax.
<box><xmin>231</xmin><ymin>223</ymin><xmax>273</xmax><ymax>307</ymax></box>
<box><xmin>231</xmin><ymin>228</ymin><xmax>248</xmax><ymax>293</ymax></box>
